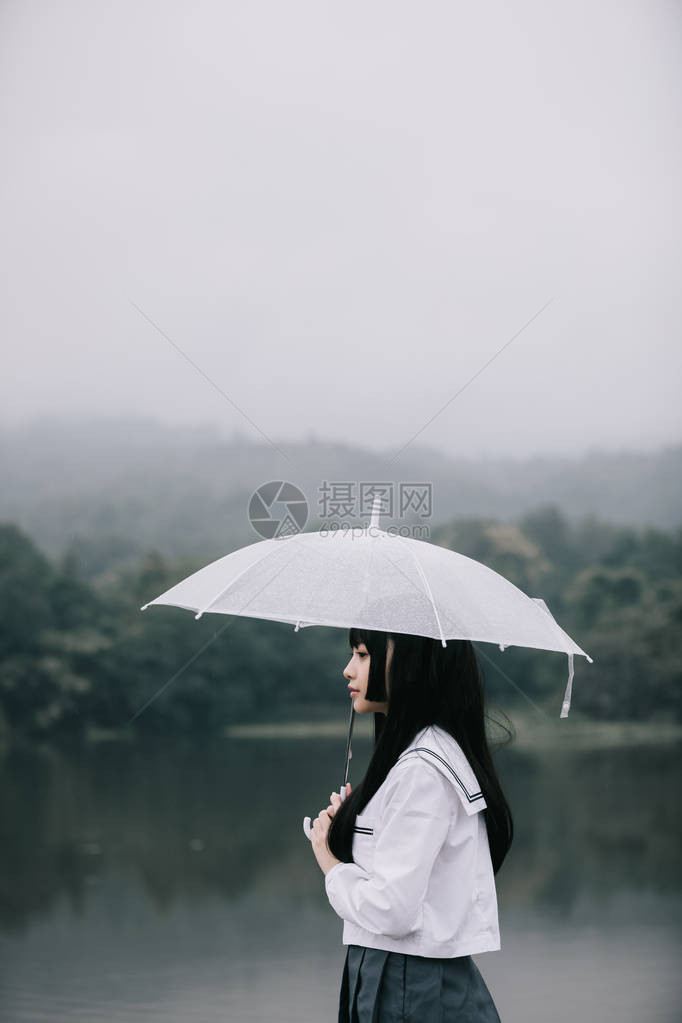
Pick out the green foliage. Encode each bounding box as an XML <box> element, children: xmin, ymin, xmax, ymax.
<box><xmin>433</xmin><ymin>509</ymin><xmax>682</xmax><ymax>721</ymax></box>
<box><xmin>0</xmin><ymin>525</ymin><xmax>55</xmax><ymax>655</ymax></box>
<box><xmin>0</xmin><ymin>509</ymin><xmax>680</xmax><ymax>744</ymax></box>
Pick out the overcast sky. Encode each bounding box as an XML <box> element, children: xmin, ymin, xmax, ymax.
<box><xmin>2</xmin><ymin>0</ymin><xmax>680</xmax><ymax>463</ymax></box>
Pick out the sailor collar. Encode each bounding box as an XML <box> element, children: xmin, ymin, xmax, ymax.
<box><xmin>396</xmin><ymin>725</ymin><xmax>487</xmax><ymax>816</ymax></box>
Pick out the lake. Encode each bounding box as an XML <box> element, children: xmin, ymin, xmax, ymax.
<box><xmin>0</xmin><ymin>728</ymin><xmax>680</xmax><ymax>1022</ymax></box>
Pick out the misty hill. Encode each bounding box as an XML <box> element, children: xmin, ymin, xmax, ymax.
<box><xmin>1</xmin><ymin>416</ymin><xmax>680</xmax><ymax>578</ymax></box>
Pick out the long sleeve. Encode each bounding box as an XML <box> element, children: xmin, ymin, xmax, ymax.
<box><xmin>324</xmin><ymin>758</ymin><xmax>452</xmax><ymax>939</ymax></box>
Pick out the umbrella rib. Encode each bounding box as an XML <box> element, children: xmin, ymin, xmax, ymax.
<box><xmin>374</xmin><ymin>539</ymin><xmax>471</xmax><ymax>643</ymax></box>
<box><xmin>356</xmin><ymin>541</ymin><xmax>555</xmax><ymax>716</ymax></box>
<box><xmin>195</xmin><ymin>530</ymin><xmax>331</xmax><ymax>619</ymax></box>
<box><xmin>389</xmin><ymin>534</ymin><xmax>448</xmax><ymax>646</ymax></box>
<box><xmin>194</xmin><ymin>540</ymin><xmax>284</xmax><ymax>618</ymax></box>
<box><xmin>355</xmin><ymin>537</ymin><xmax>553</xmax><ymax>717</ymax></box>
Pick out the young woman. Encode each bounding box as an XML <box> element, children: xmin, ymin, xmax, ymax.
<box><xmin>309</xmin><ymin>628</ymin><xmax>513</xmax><ymax>1022</ymax></box>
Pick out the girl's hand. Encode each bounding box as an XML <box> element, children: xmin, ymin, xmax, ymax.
<box><xmin>310</xmin><ymin>809</ymin><xmax>341</xmax><ymax>875</ymax></box>
<box><xmin>325</xmin><ymin>782</ymin><xmax>352</xmax><ymax>819</ymax></box>
<box><xmin>310</xmin><ymin>784</ymin><xmax>351</xmax><ymax>876</ymax></box>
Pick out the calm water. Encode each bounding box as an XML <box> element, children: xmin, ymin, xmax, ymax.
<box><xmin>0</xmin><ymin>732</ymin><xmax>680</xmax><ymax>1022</ymax></box>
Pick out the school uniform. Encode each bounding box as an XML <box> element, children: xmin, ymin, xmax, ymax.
<box><xmin>325</xmin><ymin>725</ymin><xmax>502</xmax><ymax>1021</ymax></box>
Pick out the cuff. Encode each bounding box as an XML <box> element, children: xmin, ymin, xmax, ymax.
<box><xmin>324</xmin><ymin>860</ymin><xmax>369</xmax><ymax>895</ymax></box>
<box><xmin>324</xmin><ymin>861</ymin><xmax>347</xmax><ymax>888</ymax></box>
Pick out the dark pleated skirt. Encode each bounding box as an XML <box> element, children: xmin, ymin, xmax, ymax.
<box><xmin>338</xmin><ymin>944</ymin><xmax>502</xmax><ymax>1023</ymax></box>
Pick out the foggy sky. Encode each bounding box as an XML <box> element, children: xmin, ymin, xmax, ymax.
<box><xmin>1</xmin><ymin>0</ymin><xmax>680</xmax><ymax>462</ymax></box>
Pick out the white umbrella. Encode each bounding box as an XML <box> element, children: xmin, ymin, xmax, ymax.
<box><xmin>141</xmin><ymin>496</ymin><xmax>593</xmax><ymax>836</ymax></box>
<box><xmin>141</xmin><ymin>496</ymin><xmax>592</xmax><ymax>713</ymax></box>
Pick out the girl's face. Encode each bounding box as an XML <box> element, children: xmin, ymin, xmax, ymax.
<box><xmin>343</xmin><ymin>639</ymin><xmax>391</xmax><ymax>715</ymax></box>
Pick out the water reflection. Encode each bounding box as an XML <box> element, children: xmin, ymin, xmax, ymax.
<box><xmin>497</xmin><ymin>743</ymin><xmax>682</xmax><ymax>913</ymax></box>
<box><xmin>0</xmin><ymin>736</ymin><xmax>680</xmax><ymax>1021</ymax></box>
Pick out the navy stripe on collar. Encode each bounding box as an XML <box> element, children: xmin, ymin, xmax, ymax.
<box><xmin>398</xmin><ymin>746</ymin><xmax>484</xmax><ymax>804</ymax></box>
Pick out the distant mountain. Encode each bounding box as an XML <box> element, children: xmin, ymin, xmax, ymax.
<box><xmin>1</xmin><ymin>415</ymin><xmax>680</xmax><ymax>577</ymax></box>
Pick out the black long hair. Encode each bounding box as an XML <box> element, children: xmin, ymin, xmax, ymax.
<box><xmin>327</xmin><ymin>627</ymin><xmax>514</xmax><ymax>874</ymax></box>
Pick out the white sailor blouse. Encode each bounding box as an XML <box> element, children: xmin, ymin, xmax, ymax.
<box><xmin>324</xmin><ymin>724</ymin><xmax>501</xmax><ymax>958</ymax></box>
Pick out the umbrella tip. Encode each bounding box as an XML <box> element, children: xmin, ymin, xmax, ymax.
<box><xmin>140</xmin><ymin>604</ymin><xmax>148</xmax><ymax>611</ymax></box>
<box><xmin>195</xmin><ymin>611</ymin><xmax>203</xmax><ymax>620</ymax></box>
<box><xmin>369</xmin><ymin>495</ymin><xmax>383</xmax><ymax>530</ymax></box>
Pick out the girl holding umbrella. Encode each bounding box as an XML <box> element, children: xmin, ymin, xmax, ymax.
<box><xmin>309</xmin><ymin>628</ymin><xmax>512</xmax><ymax>1022</ymax></box>
<box><xmin>141</xmin><ymin>495</ymin><xmax>589</xmax><ymax>1017</ymax></box>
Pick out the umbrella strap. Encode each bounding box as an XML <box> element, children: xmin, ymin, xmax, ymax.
<box><xmin>560</xmin><ymin>652</ymin><xmax>575</xmax><ymax>718</ymax></box>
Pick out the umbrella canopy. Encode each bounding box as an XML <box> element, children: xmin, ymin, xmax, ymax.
<box><xmin>141</xmin><ymin>498</ymin><xmax>592</xmax><ymax>718</ymax></box>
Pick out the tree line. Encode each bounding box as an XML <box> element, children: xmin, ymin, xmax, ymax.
<box><xmin>0</xmin><ymin>506</ymin><xmax>680</xmax><ymax>744</ymax></box>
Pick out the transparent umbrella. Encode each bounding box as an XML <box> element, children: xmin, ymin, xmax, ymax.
<box><xmin>140</xmin><ymin>497</ymin><xmax>593</xmax><ymax>832</ymax></box>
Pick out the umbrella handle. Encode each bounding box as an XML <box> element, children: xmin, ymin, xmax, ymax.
<box><xmin>303</xmin><ymin>784</ymin><xmax>348</xmax><ymax>841</ymax></box>
<box><xmin>304</xmin><ymin>703</ymin><xmax>355</xmax><ymax>840</ymax></box>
